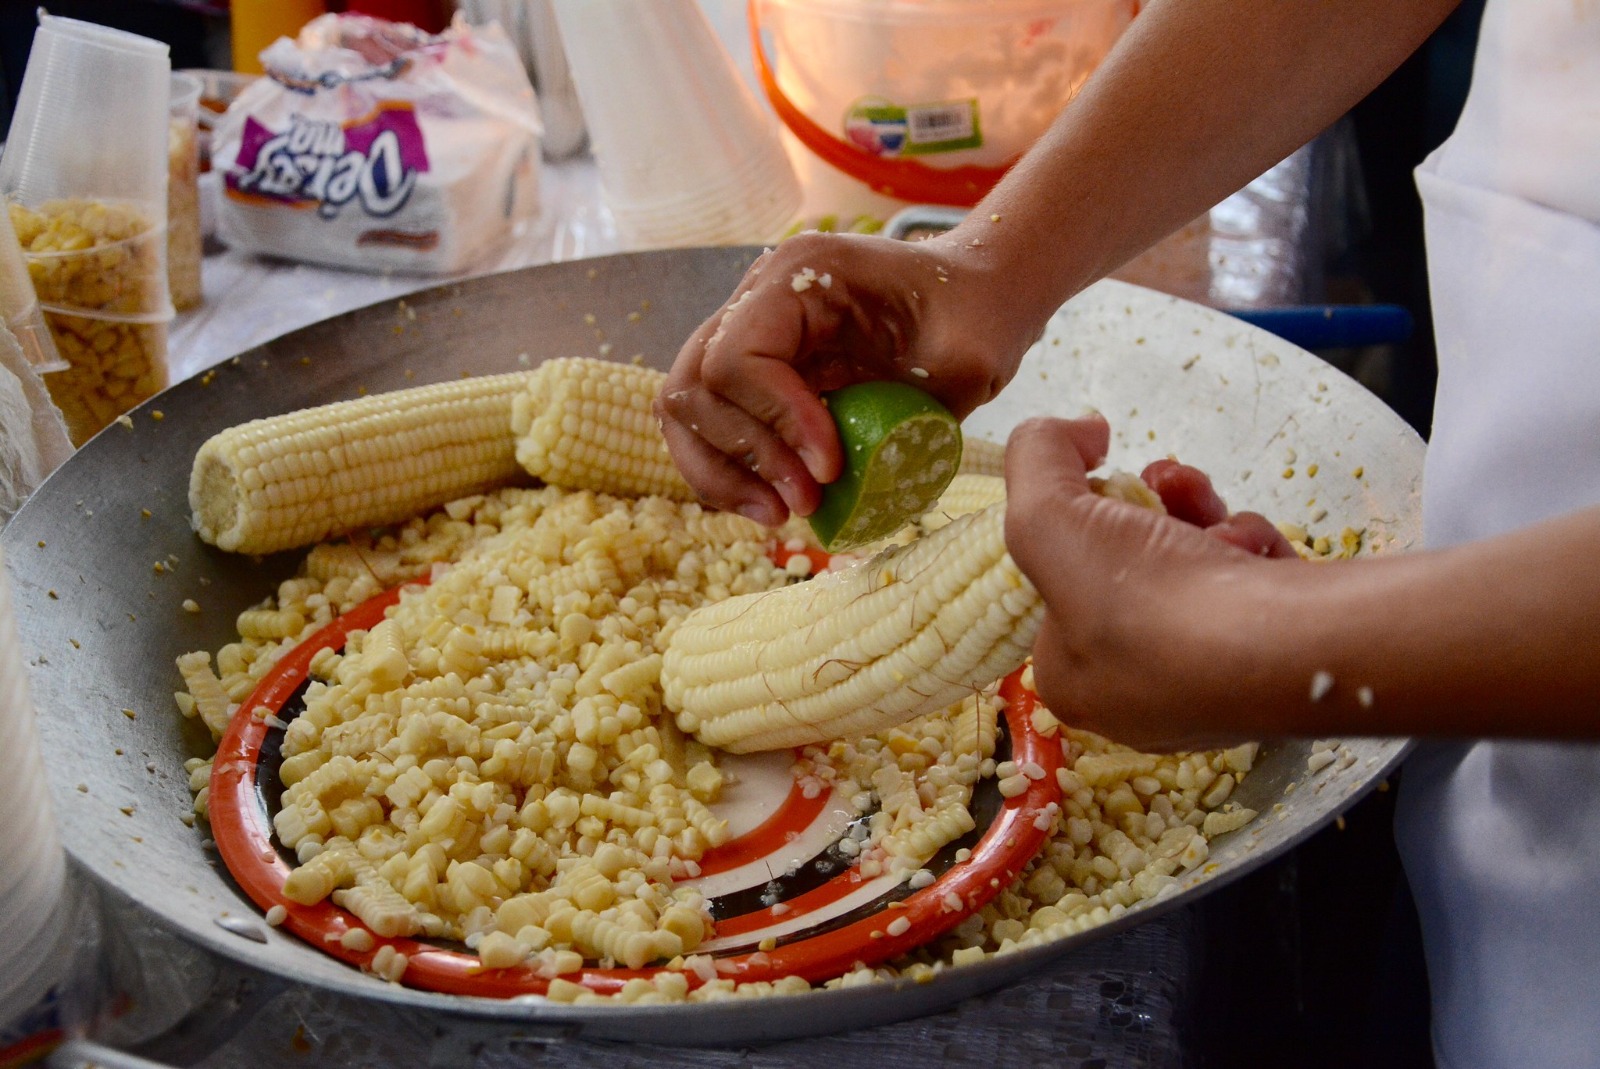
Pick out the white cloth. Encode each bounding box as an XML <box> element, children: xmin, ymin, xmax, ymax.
<box><xmin>1398</xmin><ymin>3</ymin><xmax>1600</xmax><ymax>1067</ymax></box>
<box><xmin>1424</xmin><ymin>1</ymin><xmax>1600</xmax><ymax>228</ymax></box>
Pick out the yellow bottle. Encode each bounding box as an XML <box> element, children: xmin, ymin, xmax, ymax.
<box><xmin>231</xmin><ymin>0</ymin><xmax>326</xmax><ymax>74</ymax></box>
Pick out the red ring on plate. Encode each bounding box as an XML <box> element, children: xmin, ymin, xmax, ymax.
<box><xmin>693</xmin><ymin>780</ymin><xmax>831</xmax><ymax>880</ymax></box>
<box><xmin>209</xmin><ymin>558</ymin><xmax>1063</xmax><ymax>996</ymax></box>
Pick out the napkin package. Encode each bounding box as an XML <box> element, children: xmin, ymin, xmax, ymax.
<box><xmin>214</xmin><ymin>13</ymin><xmax>543</xmax><ymax>274</ymax></box>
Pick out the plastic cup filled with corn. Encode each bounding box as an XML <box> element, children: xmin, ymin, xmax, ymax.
<box><xmin>0</xmin><ymin>14</ymin><xmax>175</xmax><ymax>446</ymax></box>
<box><xmin>168</xmin><ymin>72</ymin><xmax>204</xmax><ymax>312</ymax></box>
<box><xmin>9</xmin><ymin>198</ymin><xmax>173</xmax><ymax>445</ymax></box>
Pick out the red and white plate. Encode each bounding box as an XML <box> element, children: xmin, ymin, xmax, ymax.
<box><xmin>210</xmin><ymin>560</ymin><xmax>1063</xmax><ymax>996</ymax></box>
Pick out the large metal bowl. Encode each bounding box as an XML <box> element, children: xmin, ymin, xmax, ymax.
<box><xmin>4</xmin><ymin>247</ymin><xmax>1422</xmax><ymax>1046</ymax></box>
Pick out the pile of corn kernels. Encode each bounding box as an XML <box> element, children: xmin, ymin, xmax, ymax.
<box><xmin>176</xmin><ymin>483</ymin><xmax>1280</xmax><ymax>1002</ymax></box>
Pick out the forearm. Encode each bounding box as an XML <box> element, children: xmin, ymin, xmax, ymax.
<box><xmin>939</xmin><ymin>0</ymin><xmax>1461</xmax><ymax>338</ymax></box>
<box><xmin>1224</xmin><ymin>509</ymin><xmax>1600</xmax><ymax>740</ymax></box>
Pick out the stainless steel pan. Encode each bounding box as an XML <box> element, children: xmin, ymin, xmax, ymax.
<box><xmin>3</xmin><ymin>247</ymin><xmax>1422</xmax><ymax>1046</ymax></box>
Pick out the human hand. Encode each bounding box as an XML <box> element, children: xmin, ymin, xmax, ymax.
<box><xmin>657</xmin><ymin>230</ymin><xmax>1042</xmax><ymax>527</ymax></box>
<box><xmin>1003</xmin><ymin>414</ymin><xmax>1298</xmax><ymax>752</ymax></box>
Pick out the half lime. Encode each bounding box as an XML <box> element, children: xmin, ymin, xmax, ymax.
<box><xmin>808</xmin><ymin>381</ymin><xmax>963</xmax><ymax>551</ymax></box>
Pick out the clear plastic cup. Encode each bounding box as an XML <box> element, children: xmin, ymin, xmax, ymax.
<box><xmin>9</xmin><ymin>202</ymin><xmax>174</xmax><ymax>445</ymax></box>
<box><xmin>0</xmin><ymin>15</ymin><xmax>173</xmax><ymax>209</ymax></box>
<box><xmin>179</xmin><ymin>68</ymin><xmax>261</xmax><ymax>170</ymax></box>
<box><xmin>179</xmin><ymin>68</ymin><xmax>261</xmax><ymax>242</ymax></box>
<box><xmin>0</xmin><ymin>13</ymin><xmax>174</xmax><ymax>445</ymax></box>
<box><xmin>551</xmin><ymin>0</ymin><xmax>800</xmax><ymax>247</ymax></box>
<box><xmin>168</xmin><ymin>72</ymin><xmax>204</xmax><ymax>311</ymax></box>
<box><xmin>0</xmin><ymin>196</ymin><xmax>65</xmax><ymax>373</ymax></box>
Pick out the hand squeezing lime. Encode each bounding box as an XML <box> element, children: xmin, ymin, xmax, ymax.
<box><xmin>808</xmin><ymin>381</ymin><xmax>963</xmax><ymax>552</ymax></box>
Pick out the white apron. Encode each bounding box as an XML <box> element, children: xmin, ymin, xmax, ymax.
<box><xmin>1397</xmin><ymin>3</ymin><xmax>1600</xmax><ymax>1067</ymax></box>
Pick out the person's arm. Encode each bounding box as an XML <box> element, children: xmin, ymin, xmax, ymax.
<box><xmin>1005</xmin><ymin>418</ymin><xmax>1600</xmax><ymax>751</ymax></box>
<box><xmin>659</xmin><ymin>0</ymin><xmax>1461</xmax><ymax>525</ymax></box>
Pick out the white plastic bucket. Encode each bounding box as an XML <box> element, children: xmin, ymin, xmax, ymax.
<box><xmin>753</xmin><ymin>0</ymin><xmax>1135</xmax><ymax>221</ymax></box>
<box><xmin>554</xmin><ymin>0</ymin><xmax>800</xmax><ymax>248</ymax></box>
<box><xmin>0</xmin><ymin>546</ymin><xmax>75</xmax><ymax>1059</ymax></box>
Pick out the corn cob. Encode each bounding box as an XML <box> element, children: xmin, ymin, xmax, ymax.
<box><xmin>512</xmin><ymin>357</ymin><xmax>694</xmax><ymax>501</ymax></box>
<box><xmin>662</xmin><ymin>502</ymin><xmax>1038</xmax><ymax>752</ymax></box>
<box><xmin>956</xmin><ymin>437</ymin><xmax>1006</xmax><ymax>477</ymax></box>
<box><xmin>919</xmin><ymin>473</ymin><xmax>1006</xmax><ymax>534</ymax></box>
<box><xmin>662</xmin><ymin>472</ymin><xmax>1165</xmax><ymax>753</ymax></box>
<box><xmin>190</xmin><ymin>372</ymin><xmax>533</xmax><ymax>554</ymax></box>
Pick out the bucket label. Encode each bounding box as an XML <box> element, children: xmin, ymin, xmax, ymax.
<box><xmin>844</xmin><ymin>98</ymin><xmax>982</xmax><ymax>157</ymax></box>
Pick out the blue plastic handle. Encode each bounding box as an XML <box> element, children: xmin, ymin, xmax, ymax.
<box><xmin>1224</xmin><ymin>304</ymin><xmax>1414</xmax><ymax>350</ymax></box>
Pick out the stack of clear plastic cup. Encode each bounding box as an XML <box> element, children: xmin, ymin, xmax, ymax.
<box><xmin>0</xmin><ymin>547</ymin><xmax>73</xmax><ymax>1040</ymax></box>
<box><xmin>552</xmin><ymin>0</ymin><xmax>800</xmax><ymax>249</ymax></box>
<box><xmin>0</xmin><ymin>14</ymin><xmax>173</xmax><ymax>447</ymax></box>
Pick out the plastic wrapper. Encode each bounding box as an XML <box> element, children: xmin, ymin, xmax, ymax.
<box><xmin>1111</xmin><ymin>133</ymin><xmax>1330</xmax><ymax>310</ymax></box>
<box><xmin>81</xmin><ymin>893</ymin><xmax>220</xmax><ymax>1054</ymax></box>
<box><xmin>214</xmin><ymin>13</ymin><xmax>543</xmax><ymax>275</ymax></box>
